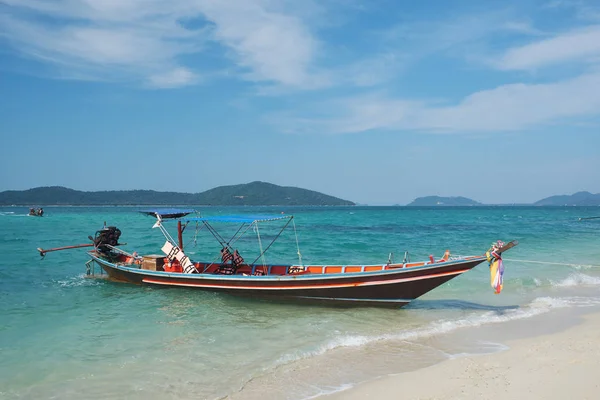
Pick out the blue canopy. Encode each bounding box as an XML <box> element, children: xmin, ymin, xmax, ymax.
<box><xmin>186</xmin><ymin>215</ymin><xmax>292</xmax><ymax>224</ymax></box>
<box><xmin>138</xmin><ymin>208</ymin><xmax>196</xmax><ymax>219</ymax></box>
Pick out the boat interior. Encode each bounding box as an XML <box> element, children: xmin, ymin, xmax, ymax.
<box><xmin>98</xmin><ymin>248</ymin><xmax>473</xmax><ymax>277</ymax></box>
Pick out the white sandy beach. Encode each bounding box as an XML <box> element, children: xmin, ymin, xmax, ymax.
<box><xmin>323</xmin><ymin>311</ymin><xmax>600</xmax><ymax>400</ymax></box>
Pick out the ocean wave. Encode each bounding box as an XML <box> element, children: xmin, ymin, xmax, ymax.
<box><xmin>545</xmin><ymin>296</ymin><xmax>600</xmax><ymax>307</ymax></box>
<box><xmin>244</xmin><ymin>295</ymin><xmax>599</xmax><ymax>400</ymax></box>
<box><xmin>550</xmin><ymin>273</ymin><xmax>600</xmax><ymax>287</ymax></box>
<box><xmin>273</xmin><ymin>295</ymin><xmax>600</xmax><ymax>368</ymax></box>
<box><xmin>1</xmin><ymin>236</ymin><xmax>27</xmax><ymax>243</ymax></box>
<box><xmin>0</xmin><ymin>212</ymin><xmax>28</xmax><ymax>217</ymax></box>
<box><xmin>302</xmin><ymin>384</ymin><xmax>354</xmax><ymax>400</ymax></box>
<box><xmin>54</xmin><ymin>274</ymin><xmax>104</xmax><ymax>287</ymax></box>
<box><xmin>570</xmin><ymin>263</ymin><xmax>600</xmax><ymax>271</ymax></box>
<box><xmin>510</xmin><ymin>272</ymin><xmax>600</xmax><ymax>289</ymax></box>
<box><xmin>446</xmin><ymin>341</ymin><xmax>510</xmax><ymax>359</ymax></box>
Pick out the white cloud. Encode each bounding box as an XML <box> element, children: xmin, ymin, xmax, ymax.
<box><xmin>542</xmin><ymin>0</ymin><xmax>600</xmax><ymax>22</ymax></box>
<box><xmin>495</xmin><ymin>25</ymin><xmax>600</xmax><ymax>70</ymax></box>
<box><xmin>0</xmin><ymin>0</ymin><xmax>322</xmax><ymax>88</ymax></box>
<box><xmin>371</xmin><ymin>11</ymin><xmax>549</xmax><ymax>79</ymax></box>
<box><xmin>502</xmin><ymin>21</ymin><xmax>546</xmax><ymax>36</ymax></box>
<box><xmin>340</xmin><ymin>52</ymin><xmax>406</xmax><ymax>87</ymax></box>
<box><xmin>275</xmin><ymin>71</ymin><xmax>600</xmax><ymax>134</ymax></box>
<box><xmin>418</xmin><ymin>72</ymin><xmax>600</xmax><ymax>131</ymax></box>
<box><xmin>380</xmin><ymin>11</ymin><xmax>542</xmax><ymax>60</ymax></box>
<box><xmin>2</xmin><ymin>0</ymin><xmax>599</xmax><ymax>102</ymax></box>
<box><xmin>0</xmin><ymin>0</ymin><xmax>204</xmax><ymax>86</ymax></box>
<box><xmin>195</xmin><ymin>0</ymin><xmax>322</xmax><ymax>87</ymax></box>
<box><xmin>148</xmin><ymin>67</ymin><xmax>197</xmax><ymax>88</ymax></box>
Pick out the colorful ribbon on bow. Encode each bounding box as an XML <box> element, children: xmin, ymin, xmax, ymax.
<box><xmin>486</xmin><ymin>240</ymin><xmax>505</xmax><ymax>294</ymax></box>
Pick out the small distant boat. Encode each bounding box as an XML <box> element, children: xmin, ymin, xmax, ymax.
<box><xmin>37</xmin><ymin>209</ymin><xmax>518</xmax><ymax>307</ymax></box>
<box><xmin>29</xmin><ymin>207</ymin><xmax>44</xmax><ymax>217</ymax></box>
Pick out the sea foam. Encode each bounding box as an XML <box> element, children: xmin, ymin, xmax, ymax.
<box><xmin>274</xmin><ymin>295</ymin><xmax>600</xmax><ymax>368</ymax></box>
<box><xmin>551</xmin><ymin>273</ymin><xmax>600</xmax><ymax>287</ymax></box>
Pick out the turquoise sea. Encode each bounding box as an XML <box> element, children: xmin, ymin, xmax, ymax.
<box><xmin>1</xmin><ymin>206</ymin><xmax>600</xmax><ymax>399</ymax></box>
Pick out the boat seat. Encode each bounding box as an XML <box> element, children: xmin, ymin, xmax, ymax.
<box><xmin>215</xmin><ymin>264</ymin><xmax>236</xmax><ymax>275</ymax></box>
<box><xmin>287</xmin><ymin>270</ymin><xmax>311</xmax><ymax>276</ymax></box>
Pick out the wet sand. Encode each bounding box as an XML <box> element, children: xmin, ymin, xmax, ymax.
<box><xmin>322</xmin><ymin>310</ymin><xmax>600</xmax><ymax>400</ymax></box>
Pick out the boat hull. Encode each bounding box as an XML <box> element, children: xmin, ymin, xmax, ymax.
<box><xmin>90</xmin><ymin>254</ymin><xmax>486</xmax><ymax>307</ymax></box>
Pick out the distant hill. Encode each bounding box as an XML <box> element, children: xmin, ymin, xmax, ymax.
<box><xmin>407</xmin><ymin>196</ymin><xmax>482</xmax><ymax>206</ymax></box>
<box><xmin>195</xmin><ymin>182</ymin><xmax>354</xmax><ymax>206</ymax></box>
<box><xmin>0</xmin><ymin>182</ymin><xmax>355</xmax><ymax>206</ymax></box>
<box><xmin>534</xmin><ymin>191</ymin><xmax>600</xmax><ymax>206</ymax></box>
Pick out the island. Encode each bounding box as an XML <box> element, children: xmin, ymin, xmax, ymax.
<box><xmin>406</xmin><ymin>191</ymin><xmax>600</xmax><ymax>207</ymax></box>
<box><xmin>533</xmin><ymin>191</ymin><xmax>600</xmax><ymax>206</ymax></box>
<box><xmin>0</xmin><ymin>181</ymin><xmax>355</xmax><ymax>206</ymax></box>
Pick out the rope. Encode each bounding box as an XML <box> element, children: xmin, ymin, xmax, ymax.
<box><xmin>203</xmin><ymin>221</ymin><xmax>228</xmax><ymax>247</ymax></box>
<box><xmin>250</xmin><ymin>217</ymin><xmax>293</xmax><ymax>266</ymax></box>
<box><xmin>186</xmin><ymin>221</ymin><xmax>207</xmax><ymax>248</ymax></box>
<box><xmin>191</xmin><ymin>220</ymin><xmax>203</xmax><ymax>247</ymax></box>
<box><xmin>185</xmin><ymin>211</ymin><xmax>202</xmax><ymax>248</ymax></box>
<box><xmin>292</xmin><ymin>217</ymin><xmax>302</xmax><ymax>266</ymax></box>
<box><xmin>201</xmin><ymin>223</ymin><xmax>231</xmax><ymax>272</ymax></box>
<box><xmin>227</xmin><ymin>223</ymin><xmax>254</xmax><ymax>249</ymax></box>
<box><xmin>503</xmin><ymin>258</ymin><xmax>600</xmax><ymax>268</ymax></box>
<box><xmin>254</xmin><ymin>223</ymin><xmax>266</xmax><ymax>266</ymax></box>
<box><xmin>201</xmin><ymin>221</ymin><xmax>254</xmax><ymax>272</ymax></box>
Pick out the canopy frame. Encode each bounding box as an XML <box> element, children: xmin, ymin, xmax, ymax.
<box><xmin>148</xmin><ymin>213</ymin><xmax>303</xmax><ymax>273</ymax></box>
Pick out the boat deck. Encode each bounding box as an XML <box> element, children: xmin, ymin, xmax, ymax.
<box><xmin>108</xmin><ymin>252</ymin><xmax>480</xmax><ymax>276</ymax></box>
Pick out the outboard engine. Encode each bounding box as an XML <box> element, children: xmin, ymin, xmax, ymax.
<box><xmin>92</xmin><ymin>226</ymin><xmax>122</xmax><ymax>252</ymax></box>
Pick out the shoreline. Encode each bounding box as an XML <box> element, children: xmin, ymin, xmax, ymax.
<box><xmin>321</xmin><ymin>308</ymin><xmax>600</xmax><ymax>399</ymax></box>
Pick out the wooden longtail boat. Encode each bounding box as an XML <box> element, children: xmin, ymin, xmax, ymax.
<box><xmin>39</xmin><ymin>209</ymin><xmax>517</xmax><ymax>307</ymax></box>
<box><xmin>29</xmin><ymin>207</ymin><xmax>44</xmax><ymax>217</ymax></box>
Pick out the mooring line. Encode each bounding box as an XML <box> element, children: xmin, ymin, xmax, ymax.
<box><xmin>503</xmin><ymin>258</ymin><xmax>600</xmax><ymax>268</ymax></box>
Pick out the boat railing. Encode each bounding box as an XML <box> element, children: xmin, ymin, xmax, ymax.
<box><xmin>449</xmin><ymin>255</ymin><xmax>480</xmax><ymax>261</ymax></box>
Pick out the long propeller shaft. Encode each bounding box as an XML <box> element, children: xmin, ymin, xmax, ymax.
<box><xmin>37</xmin><ymin>243</ymin><xmax>94</xmax><ymax>257</ymax></box>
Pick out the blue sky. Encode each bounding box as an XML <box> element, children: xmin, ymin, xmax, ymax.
<box><xmin>1</xmin><ymin>0</ymin><xmax>599</xmax><ymax>205</ymax></box>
